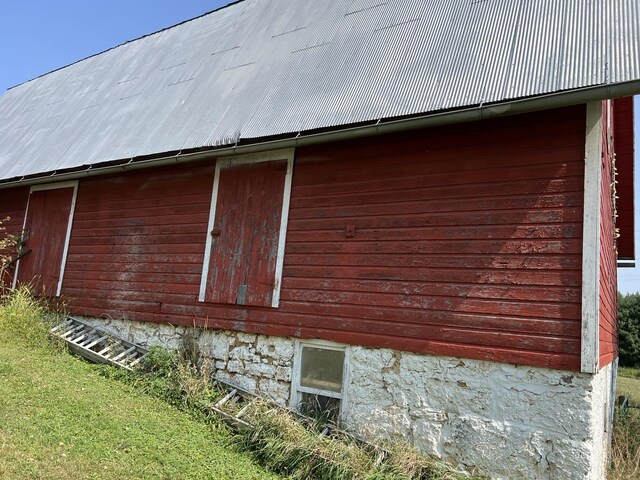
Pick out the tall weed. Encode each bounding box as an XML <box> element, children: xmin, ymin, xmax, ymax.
<box><xmin>237</xmin><ymin>401</ymin><xmax>473</xmax><ymax>480</ymax></box>
<box><xmin>0</xmin><ymin>286</ymin><xmax>52</xmax><ymax>347</ymax></box>
<box><xmin>610</xmin><ymin>409</ymin><xmax>640</xmax><ymax>480</ymax></box>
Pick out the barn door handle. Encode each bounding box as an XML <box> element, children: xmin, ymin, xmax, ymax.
<box><xmin>210</xmin><ymin>229</ymin><xmax>221</xmax><ymax>237</ymax></box>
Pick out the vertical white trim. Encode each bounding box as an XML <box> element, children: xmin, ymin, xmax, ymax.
<box><xmin>56</xmin><ymin>183</ymin><xmax>79</xmax><ymax>297</ymax></box>
<box><xmin>198</xmin><ymin>161</ymin><xmax>223</xmax><ymax>302</ymax></box>
<box><xmin>13</xmin><ymin>180</ymin><xmax>79</xmax><ymax>297</ymax></box>
<box><xmin>198</xmin><ymin>148</ymin><xmax>295</xmax><ymax>305</ymax></box>
<box><xmin>581</xmin><ymin>102</ymin><xmax>603</xmax><ymax>374</ymax></box>
<box><xmin>271</xmin><ymin>154</ymin><xmax>294</xmax><ymax>307</ymax></box>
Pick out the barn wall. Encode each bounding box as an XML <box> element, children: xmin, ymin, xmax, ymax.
<box><xmin>0</xmin><ymin>106</ymin><xmax>588</xmax><ymax>371</ymax></box>
<box><xmin>599</xmin><ymin>100</ymin><xmax>619</xmax><ymax>369</ymax></box>
<box><xmin>0</xmin><ymin>186</ymin><xmax>29</xmax><ymax>288</ymax></box>
<box><xmin>0</xmin><ymin>106</ymin><xmax>587</xmax><ymax>371</ymax></box>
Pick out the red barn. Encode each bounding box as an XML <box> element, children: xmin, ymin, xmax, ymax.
<box><xmin>0</xmin><ymin>1</ymin><xmax>638</xmax><ymax>478</ymax></box>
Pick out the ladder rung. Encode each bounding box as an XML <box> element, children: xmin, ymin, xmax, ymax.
<box><xmin>112</xmin><ymin>346</ymin><xmax>136</xmax><ymax>362</ymax></box>
<box><xmin>61</xmin><ymin>325</ymin><xmax>84</xmax><ymax>339</ymax></box>
<box><xmin>128</xmin><ymin>353</ymin><xmax>147</xmax><ymax>368</ymax></box>
<box><xmin>59</xmin><ymin>325</ymin><xmax>77</xmax><ymax>336</ymax></box>
<box><xmin>50</xmin><ymin>319</ymin><xmax>73</xmax><ymax>333</ymax></box>
<box><xmin>97</xmin><ymin>345</ymin><xmax>113</xmax><ymax>356</ymax></box>
<box><xmin>77</xmin><ymin>336</ymin><xmax>96</xmax><ymax>347</ymax></box>
<box><xmin>83</xmin><ymin>336</ymin><xmax>108</xmax><ymax>349</ymax></box>
<box><xmin>121</xmin><ymin>352</ymin><xmax>139</xmax><ymax>364</ymax></box>
<box><xmin>215</xmin><ymin>389</ymin><xmax>238</xmax><ymax>408</ymax></box>
<box><xmin>71</xmin><ymin>334</ymin><xmax>88</xmax><ymax>344</ymax></box>
<box><xmin>235</xmin><ymin>404</ymin><xmax>250</xmax><ymax>418</ymax></box>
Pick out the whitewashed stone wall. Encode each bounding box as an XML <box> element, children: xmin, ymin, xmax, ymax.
<box><xmin>78</xmin><ymin>317</ymin><xmax>295</xmax><ymax>404</ymax></box>
<box><xmin>79</xmin><ymin>317</ymin><xmax>615</xmax><ymax>479</ymax></box>
<box><xmin>345</xmin><ymin>346</ymin><xmax>615</xmax><ymax>480</ymax></box>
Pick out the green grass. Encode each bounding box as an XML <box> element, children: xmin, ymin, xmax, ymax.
<box><xmin>618</xmin><ymin>367</ymin><xmax>640</xmax><ymax>405</ymax></box>
<box><xmin>611</xmin><ymin>367</ymin><xmax>640</xmax><ymax>479</ymax></box>
<box><xmin>0</xmin><ymin>331</ymin><xmax>280</xmax><ymax>479</ymax></box>
<box><xmin>0</xmin><ymin>288</ymin><xmax>476</xmax><ymax>480</ymax></box>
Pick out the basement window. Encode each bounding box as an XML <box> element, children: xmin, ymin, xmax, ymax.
<box><xmin>292</xmin><ymin>341</ymin><xmax>348</xmax><ymax>423</ymax></box>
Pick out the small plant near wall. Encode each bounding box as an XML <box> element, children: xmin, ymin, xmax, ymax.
<box><xmin>0</xmin><ymin>216</ymin><xmax>18</xmax><ymax>291</ymax></box>
<box><xmin>0</xmin><ymin>285</ymin><xmax>66</xmax><ymax>351</ymax></box>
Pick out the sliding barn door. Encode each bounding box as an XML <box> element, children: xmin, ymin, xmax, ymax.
<box><xmin>16</xmin><ymin>184</ymin><xmax>76</xmax><ymax>296</ymax></box>
<box><xmin>204</xmin><ymin>160</ymin><xmax>287</xmax><ymax>307</ymax></box>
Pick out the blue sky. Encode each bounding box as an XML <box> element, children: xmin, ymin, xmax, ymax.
<box><xmin>2</xmin><ymin>2</ymin><xmax>640</xmax><ymax>293</ymax></box>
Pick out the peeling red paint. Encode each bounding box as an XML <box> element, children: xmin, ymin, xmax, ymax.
<box><xmin>0</xmin><ymin>106</ymin><xmax>588</xmax><ymax>371</ymax></box>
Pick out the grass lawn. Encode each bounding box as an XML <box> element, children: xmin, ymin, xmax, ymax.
<box><xmin>0</xmin><ymin>333</ymin><xmax>280</xmax><ymax>480</ymax></box>
<box><xmin>618</xmin><ymin>367</ymin><xmax>640</xmax><ymax>406</ymax></box>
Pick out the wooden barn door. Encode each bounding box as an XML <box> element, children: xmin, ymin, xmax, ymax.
<box><xmin>15</xmin><ymin>182</ymin><xmax>77</xmax><ymax>297</ymax></box>
<box><xmin>200</xmin><ymin>152</ymin><xmax>293</xmax><ymax>307</ymax></box>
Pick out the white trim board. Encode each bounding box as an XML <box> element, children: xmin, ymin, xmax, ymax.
<box><xmin>12</xmin><ymin>180</ymin><xmax>79</xmax><ymax>297</ymax></box>
<box><xmin>198</xmin><ymin>148</ymin><xmax>295</xmax><ymax>307</ymax></box>
<box><xmin>581</xmin><ymin>102</ymin><xmax>603</xmax><ymax>374</ymax></box>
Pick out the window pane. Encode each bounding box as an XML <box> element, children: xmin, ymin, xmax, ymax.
<box><xmin>300</xmin><ymin>346</ymin><xmax>344</xmax><ymax>392</ymax></box>
<box><xmin>299</xmin><ymin>392</ymin><xmax>341</xmax><ymax>423</ymax></box>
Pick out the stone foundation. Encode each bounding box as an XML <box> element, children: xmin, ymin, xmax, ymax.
<box><xmin>346</xmin><ymin>347</ymin><xmax>615</xmax><ymax>480</ymax></box>
<box><xmin>80</xmin><ymin>317</ymin><xmax>615</xmax><ymax>479</ymax></box>
<box><xmin>80</xmin><ymin>317</ymin><xmax>294</xmax><ymax>403</ymax></box>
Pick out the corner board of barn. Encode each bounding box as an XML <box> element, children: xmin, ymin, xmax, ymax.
<box><xmin>1</xmin><ymin>1</ymin><xmax>639</xmax><ymax>479</ymax></box>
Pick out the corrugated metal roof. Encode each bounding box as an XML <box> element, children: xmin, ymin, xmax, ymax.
<box><xmin>1</xmin><ymin>0</ymin><xmax>639</xmax><ymax>182</ymax></box>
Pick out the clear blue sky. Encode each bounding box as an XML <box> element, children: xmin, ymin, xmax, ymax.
<box><xmin>2</xmin><ymin>2</ymin><xmax>640</xmax><ymax>293</ymax></box>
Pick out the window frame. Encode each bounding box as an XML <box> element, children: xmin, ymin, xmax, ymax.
<box><xmin>198</xmin><ymin>148</ymin><xmax>294</xmax><ymax>307</ymax></box>
<box><xmin>291</xmin><ymin>339</ymin><xmax>350</xmax><ymax>421</ymax></box>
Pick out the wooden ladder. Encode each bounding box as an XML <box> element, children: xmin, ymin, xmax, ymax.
<box><xmin>209</xmin><ymin>387</ymin><xmax>255</xmax><ymax>430</ymax></box>
<box><xmin>50</xmin><ymin>316</ymin><xmax>149</xmax><ymax>371</ymax></box>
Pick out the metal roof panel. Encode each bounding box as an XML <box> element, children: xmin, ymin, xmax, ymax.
<box><xmin>1</xmin><ymin>0</ymin><xmax>639</xmax><ymax>181</ymax></box>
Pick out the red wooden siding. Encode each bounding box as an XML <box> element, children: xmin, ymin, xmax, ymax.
<box><xmin>599</xmin><ymin>100</ymin><xmax>619</xmax><ymax>368</ymax></box>
<box><xmin>54</xmin><ymin>105</ymin><xmax>587</xmax><ymax>371</ymax></box>
<box><xmin>613</xmin><ymin>96</ymin><xmax>635</xmax><ymax>262</ymax></box>
<box><xmin>17</xmin><ymin>187</ymin><xmax>75</xmax><ymax>296</ymax></box>
<box><xmin>62</xmin><ymin>164</ymin><xmax>214</xmax><ymax>316</ymax></box>
<box><xmin>0</xmin><ymin>186</ymin><xmax>29</xmax><ymax>288</ymax></box>
<box><xmin>205</xmin><ymin>161</ymin><xmax>286</xmax><ymax>306</ymax></box>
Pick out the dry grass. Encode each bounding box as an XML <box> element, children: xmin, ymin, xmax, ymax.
<box><xmin>610</xmin><ymin>409</ymin><xmax>640</xmax><ymax>480</ymax></box>
<box><xmin>610</xmin><ymin>367</ymin><xmax>640</xmax><ymax>479</ymax></box>
<box><xmin>237</xmin><ymin>401</ymin><xmax>477</xmax><ymax>480</ymax></box>
<box><xmin>0</xmin><ymin>285</ymin><xmax>62</xmax><ymax>348</ymax></box>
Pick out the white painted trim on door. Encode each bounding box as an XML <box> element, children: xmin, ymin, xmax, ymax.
<box><xmin>30</xmin><ymin>180</ymin><xmax>79</xmax><ymax>192</ymax></box>
<box><xmin>271</xmin><ymin>154</ymin><xmax>294</xmax><ymax>308</ymax></box>
<box><xmin>198</xmin><ymin>148</ymin><xmax>295</xmax><ymax>305</ymax></box>
<box><xmin>581</xmin><ymin>102</ymin><xmax>603</xmax><ymax>374</ymax></box>
<box><xmin>198</xmin><ymin>161</ymin><xmax>223</xmax><ymax>302</ymax></box>
<box><xmin>56</xmin><ymin>183</ymin><xmax>79</xmax><ymax>297</ymax></box>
